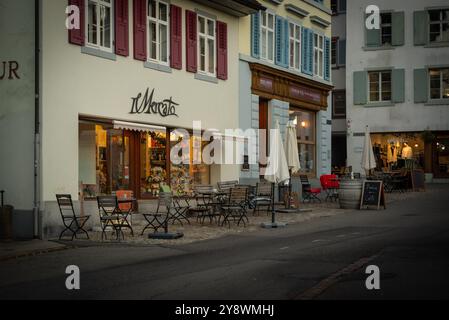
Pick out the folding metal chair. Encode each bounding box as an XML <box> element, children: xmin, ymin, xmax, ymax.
<box><xmin>300</xmin><ymin>175</ymin><xmax>322</xmax><ymax>203</ymax></box>
<box><xmin>141</xmin><ymin>193</ymin><xmax>172</xmax><ymax>235</ymax></box>
<box><xmin>252</xmin><ymin>182</ymin><xmax>274</xmax><ymax>215</ymax></box>
<box><xmin>56</xmin><ymin>194</ymin><xmax>90</xmax><ymax>240</ymax></box>
<box><xmin>97</xmin><ymin>196</ymin><xmax>132</xmax><ymax>241</ymax></box>
<box><xmin>220</xmin><ymin>186</ymin><xmax>249</xmax><ymax>228</ymax></box>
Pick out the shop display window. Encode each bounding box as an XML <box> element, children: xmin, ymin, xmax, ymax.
<box><xmin>289</xmin><ymin>108</ymin><xmax>316</xmax><ymax>176</ymax></box>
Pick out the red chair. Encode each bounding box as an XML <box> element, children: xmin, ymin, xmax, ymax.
<box><xmin>320</xmin><ymin>175</ymin><xmax>340</xmax><ymax>202</ymax></box>
<box><xmin>300</xmin><ymin>175</ymin><xmax>322</xmax><ymax>203</ymax></box>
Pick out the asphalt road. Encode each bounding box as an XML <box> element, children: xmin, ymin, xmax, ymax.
<box><xmin>1</xmin><ymin>185</ymin><xmax>449</xmax><ymax>300</ymax></box>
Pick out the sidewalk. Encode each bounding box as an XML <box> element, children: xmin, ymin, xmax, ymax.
<box><xmin>0</xmin><ymin>239</ymin><xmax>70</xmax><ymax>262</ymax></box>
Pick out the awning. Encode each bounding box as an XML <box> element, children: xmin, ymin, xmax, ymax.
<box><xmin>113</xmin><ymin>120</ymin><xmax>166</xmax><ymax>134</ymax></box>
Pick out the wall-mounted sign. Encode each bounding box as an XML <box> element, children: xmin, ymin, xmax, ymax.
<box><xmin>0</xmin><ymin>61</ymin><xmax>20</xmax><ymax>80</ymax></box>
<box><xmin>289</xmin><ymin>85</ymin><xmax>321</xmax><ymax>104</ymax></box>
<box><xmin>130</xmin><ymin>88</ymin><xmax>179</xmax><ymax>117</ymax></box>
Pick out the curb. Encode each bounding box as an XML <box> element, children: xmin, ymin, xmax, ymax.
<box><xmin>0</xmin><ymin>244</ymin><xmax>75</xmax><ymax>262</ymax></box>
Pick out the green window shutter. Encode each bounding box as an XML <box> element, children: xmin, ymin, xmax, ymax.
<box><xmin>365</xmin><ymin>14</ymin><xmax>381</xmax><ymax>47</ymax></box>
<box><xmin>414</xmin><ymin>11</ymin><xmax>428</xmax><ymax>46</ymax></box>
<box><xmin>414</xmin><ymin>69</ymin><xmax>428</xmax><ymax>103</ymax></box>
<box><xmin>392</xmin><ymin>69</ymin><xmax>405</xmax><ymax>103</ymax></box>
<box><xmin>353</xmin><ymin>71</ymin><xmax>368</xmax><ymax>105</ymax></box>
<box><xmin>392</xmin><ymin>12</ymin><xmax>405</xmax><ymax>46</ymax></box>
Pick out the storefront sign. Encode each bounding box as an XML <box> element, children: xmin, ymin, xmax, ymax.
<box><xmin>289</xmin><ymin>85</ymin><xmax>321</xmax><ymax>104</ymax></box>
<box><xmin>130</xmin><ymin>88</ymin><xmax>179</xmax><ymax>117</ymax></box>
<box><xmin>259</xmin><ymin>77</ymin><xmax>273</xmax><ymax>91</ymax></box>
<box><xmin>0</xmin><ymin>61</ymin><xmax>20</xmax><ymax>80</ymax></box>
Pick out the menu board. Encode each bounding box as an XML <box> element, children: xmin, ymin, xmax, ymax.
<box><xmin>411</xmin><ymin>169</ymin><xmax>425</xmax><ymax>192</ymax></box>
<box><xmin>360</xmin><ymin>181</ymin><xmax>386</xmax><ymax>210</ymax></box>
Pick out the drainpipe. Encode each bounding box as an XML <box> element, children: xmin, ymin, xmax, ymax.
<box><xmin>33</xmin><ymin>0</ymin><xmax>41</xmax><ymax>238</ymax></box>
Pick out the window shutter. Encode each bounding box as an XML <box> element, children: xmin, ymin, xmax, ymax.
<box><xmin>338</xmin><ymin>0</ymin><xmax>347</xmax><ymax>12</ymax></box>
<box><xmin>217</xmin><ymin>21</ymin><xmax>228</xmax><ymax>80</ymax></box>
<box><xmin>283</xmin><ymin>18</ymin><xmax>289</xmax><ymax>67</ymax></box>
<box><xmin>308</xmin><ymin>29</ymin><xmax>314</xmax><ymax>74</ymax></box>
<box><xmin>414</xmin><ymin>11</ymin><xmax>429</xmax><ymax>46</ymax></box>
<box><xmin>392</xmin><ymin>69</ymin><xmax>405</xmax><ymax>103</ymax></box>
<box><xmin>170</xmin><ymin>5</ymin><xmax>182</xmax><ymax>69</ymax></box>
<box><xmin>365</xmin><ymin>14</ymin><xmax>381</xmax><ymax>47</ymax></box>
<box><xmin>115</xmin><ymin>0</ymin><xmax>129</xmax><ymax>56</ymax></box>
<box><xmin>338</xmin><ymin>39</ymin><xmax>346</xmax><ymax>66</ymax></box>
<box><xmin>68</xmin><ymin>0</ymin><xmax>85</xmax><ymax>46</ymax></box>
<box><xmin>414</xmin><ymin>69</ymin><xmax>428</xmax><ymax>103</ymax></box>
<box><xmin>133</xmin><ymin>0</ymin><xmax>147</xmax><ymax>61</ymax></box>
<box><xmin>251</xmin><ymin>12</ymin><xmax>261</xmax><ymax>59</ymax></box>
<box><xmin>324</xmin><ymin>37</ymin><xmax>330</xmax><ymax>81</ymax></box>
<box><xmin>275</xmin><ymin>16</ymin><xmax>288</xmax><ymax>68</ymax></box>
<box><xmin>353</xmin><ymin>71</ymin><xmax>368</xmax><ymax>105</ymax></box>
<box><xmin>301</xmin><ymin>28</ymin><xmax>308</xmax><ymax>74</ymax></box>
<box><xmin>186</xmin><ymin>10</ymin><xmax>197</xmax><ymax>73</ymax></box>
<box><xmin>391</xmin><ymin>12</ymin><xmax>404</xmax><ymax>46</ymax></box>
<box><xmin>301</xmin><ymin>28</ymin><xmax>313</xmax><ymax>75</ymax></box>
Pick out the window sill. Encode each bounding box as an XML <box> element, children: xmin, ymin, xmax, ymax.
<box><xmin>194</xmin><ymin>73</ymin><xmax>219</xmax><ymax>84</ymax></box>
<box><xmin>364</xmin><ymin>102</ymin><xmax>395</xmax><ymax>107</ymax></box>
<box><xmin>81</xmin><ymin>46</ymin><xmax>116</xmax><ymax>61</ymax></box>
<box><xmin>425</xmin><ymin>99</ymin><xmax>449</xmax><ymax>106</ymax></box>
<box><xmin>144</xmin><ymin>61</ymin><xmax>172</xmax><ymax>74</ymax></box>
<box><xmin>363</xmin><ymin>45</ymin><xmax>396</xmax><ymax>51</ymax></box>
<box><xmin>424</xmin><ymin>42</ymin><xmax>449</xmax><ymax>48</ymax></box>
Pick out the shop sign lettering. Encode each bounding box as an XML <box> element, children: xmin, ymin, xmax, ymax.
<box><xmin>0</xmin><ymin>61</ymin><xmax>20</xmax><ymax>80</ymax></box>
<box><xmin>130</xmin><ymin>88</ymin><xmax>179</xmax><ymax>117</ymax></box>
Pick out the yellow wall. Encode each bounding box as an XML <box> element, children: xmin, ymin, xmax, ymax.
<box><xmin>239</xmin><ymin>0</ymin><xmax>332</xmax><ymax>56</ymax></box>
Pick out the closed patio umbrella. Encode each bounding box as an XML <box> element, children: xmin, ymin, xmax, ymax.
<box><xmin>263</xmin><ymin>120</ymin><xmax>289</xmax><ymax>228</ymax></box>
<box><xmin>362</xmin><ymin>125</ymin><xmax>377</xmax><ymax>175</ymax></box>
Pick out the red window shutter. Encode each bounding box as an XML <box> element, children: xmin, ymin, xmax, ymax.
<box><xmin>133</xmin><ymin>0</ymin><xmax>147</xmax><ymax>61</ymax></box>
<box><xmin>68</xmin><ymin>0</ymin><xmax>85</xmax><ymax>46</ymax></box>
<box><xmin>115</xmin><ymin>0</ymin><xmax>129</xmax><ymax>56</ymax></box>
<box><xmin>186</xmin><ymin>10</ymin><xmax>197</xmax><ymax>73</ymax></box>
<box><xmin>170</xmin><ymin>5</ymin><xmax>182</xmax><ymax>70</ymax></box>
<box><xmin>217</xmin><ymin>21</ymin><xmax>228</xmax><ymax>80</ymax></box>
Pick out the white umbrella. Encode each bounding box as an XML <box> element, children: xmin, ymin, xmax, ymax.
<box><xmin>285</xmin><ymin>121</ymin><xmax>301</xmax><ymax>174</ymax></box>
<box><xmin>361</xmin><ymin>125</ymin><xmax>376</xmax><ymax>173</ymax></box>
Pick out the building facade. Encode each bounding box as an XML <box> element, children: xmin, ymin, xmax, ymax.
<box><xmin>238</xmin><ymin>0</ymin><xmax>334</xmax><ymax>189</ymax></box>
<box><xmin>346</xmin><ymin>0</ymin><xmax>449</xmax><ymax>180</ymax></box>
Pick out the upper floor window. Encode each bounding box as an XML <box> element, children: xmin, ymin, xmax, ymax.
<box><xmin>331</xmin><ymin>37</ymin><xmax>338</xmax><ymax>66</ymax></box>
<box><xmin>331</xmin><ymin>0</ymin><xmax>346</xmax><ymax>14</ymax></box>
<box><xmin>429</xmin><ymin>68</ymin><xmax>449</xmax><ymax>100</ymax></box>
<box><xmin>368</xmin><ymin>70</ymin><xmax>392</xmax><ymax>103</ymax></box>
<box><xmin>86</xmin><ymin>0</ymin><xmax>114</xmax><ymax>52</ymax></box>
<box><xmin>332</xmin><ymin>90</ymin><xmax>346</xmax><ymax>118</ymax></box>
<box><xmin>429</xmin><ymin>9</ymin><xmax>449</xmax><ymax>43</ymax></box>
<box><xmin>380</xmin><ymin>13</ymin><xmax>392</xmax><ymax>46</ymax></box>
<box><xmin>198</xmin><ymin>15</ymin><xmax>216</xmax><ymax>77</ymax></box>
<box><xmin>147</xmin><ymin>0</ymin><xmax>169</xmax><ymax>65</ymax></box>
<box><xmin>261</xmin><ymin>11</ymin><xmax>275</xmax><ymax>62</ymax></box>
<box><xmin>289</xmin><ymin>22</ymin><xmax>301</xmax><ymax>71</ymax></box>
<box><xmin>314</xmin><ymin>33</ymin><xmax>324</xmax><ymax>78</ymax></box>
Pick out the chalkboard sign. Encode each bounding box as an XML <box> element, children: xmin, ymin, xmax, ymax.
<box><xmin>360</xmin><ymin>180</ymin><xmax>386</xmax><ymax>210</ymax></box>
<box><xmin>411</xmin><ymin>169</ymin><xmax>425</xmax><ymax>192</ymax></box>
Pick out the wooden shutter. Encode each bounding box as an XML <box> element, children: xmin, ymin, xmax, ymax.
<box><xmin>391</xmin><ymin>11</ymin><xmax>405</xmax><ymax>46</ymax></box>
<box><xmin>414</xmin><ymin>11</ymin><xmax>429</xmax><ymax>46</ymax></box>
<box><xmin>115</xmin><ymin>0</ymin><xmax>129</xmax><ymax>56</ymax></box>
<box><xmin>68</xmin><ymin>0</ymin><xmax>85</xmax><ymax>46</ymax></box>
<box><xmin>353</xmin><ymin>71</ymin><xmax>368</xmax><ymax>105</ymax></box>
<box><xmin>186</xmin><ymin>10</ymin><xmax>197</xmax><ymax>73</ymax></box>
<box><xmin>392</xmin><ymin>69</ymin><xmax>405</xmax><ymax>103</ymax></box>
<box><xmin>414</xmin><ymin>69</ymin><xmax>428</xmax><ymax>103</ymax></box>
<box><xmin>275</xmin><ymin>16</ymin><xmax>283</xmax><ymax>67</ymax></box>
<box><xmin>301</xmin><ymin>28</ymin><xmax>313</xmax><ymax>75</ymax></box>
<box><xmin>283</xmin><ymin>18</ymin><xmax>289</xmax><ymax>67</ymax></box>
<box><xmin>133</xmin><ymin>0</ymin><xmax>147</xmax><ymax>61</ymax></box>
<box><xmin>251</xmin><ymin>12</ymin><xmax>261</xmax><ymax>59</ymax></box>
<box><xmin>170</xmin><ymin>5</ymin><xmax>182</xmax><ymax>69</ymax></box>
<box><xmin>217</xmin><ymin>21</ymin><xmax>228</xmax><ymax>80</ymax></box>
<box><xmin>324</xmin><ymin>37</ymin><xmax>331</xmax><ymax>81</ymax></box>
<box><xmin>307</xmin><ymin>29</ymin><xmax>314</xmax><ymax>74</ymax></box>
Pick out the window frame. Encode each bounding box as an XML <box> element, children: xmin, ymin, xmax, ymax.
<box><xmin>368</xmin><ymin>70</ymin><xmax>392</xmax><ymax>103</ymax></box>
<box><xmin>380</xmin><ymin>12</ymin><xmax>392</xmax><ymax>46</ymax></box>
<box><xmin>288</xmin><ymin>21</ymin><xmax>301</xmax><ymax>71</ymax></box>
<box><xmin>332</xmin><ymin>89</ymin><xmax>346</xmax><ymax>118</ymax></box>
<box><xmin>331</xmin><ymin>37</ymin><xmax>338</xmax><ymax>67</ymax></box>
<box><xmin>314</xmin><ymin>33</ymin><xmax>324</xmax><ymax>78</ymax></box>
<box><xmin>260</xmin><ymin>11</ymin><xmax>275</xmax><ymax>63</ymax></box>
<box><xmin>429</xmin><ymin>68</ymin><xmax>449</xmax><ymax>100</ymax></box>
<box><xmin>147</xmin><ymin>0</ymin><xmax>170</xmax><ymax>66</ymax></box>
<box><xmin>197</xmin><ymin>14</ymin><xmax>217</xmax><ymax>78</ymax></box>
<box><xmin>85</xmin><ymin>0</ymin><xmax>115</xmax><ymax>53</ymax></box>
<box><xmin>429</xmin><ymin>9</ymin><xmax>449</xmax><ymax>44</ymax></box>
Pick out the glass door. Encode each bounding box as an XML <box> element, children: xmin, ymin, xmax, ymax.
<box><xmin>433</xmin><ymin>134</ymin><xmax>449</xmax><ymax>178</ymax></box>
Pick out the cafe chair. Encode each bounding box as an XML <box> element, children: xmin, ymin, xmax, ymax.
<box><xmin>56</xmin><ymin>194</ymin><xmax>90</xmax><ymax>241</ymax></box>
<box><xmin>252</xmin><ymin>182</ymin><xmax>274</xmax><ymax>215</ymax></box>
<box><xmin>300</xmin><ymin>175</ymin><xmax>322</xmax><ymax>203</ymax></box>
<box><xmin>220</xmin><ymin>186</ymin><xmax>249</xmax><ymax>228</ymax></box>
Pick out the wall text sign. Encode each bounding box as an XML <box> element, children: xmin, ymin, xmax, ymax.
<box><xmin>0</xmin><ymin>61</ymin><xmax>20</xmax><ymax>80</ymax></box>
<box><xmin>130</xmin><ymin>88</ymin><xmax>179</xmax><ymax>117</ymax></box>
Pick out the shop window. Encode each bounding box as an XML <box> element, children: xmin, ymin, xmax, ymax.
<box><xmin>429</xmin><ymin>9</ymin><xmax>449</xmax><ymax>44</ymax></box>
<box><xmin>140</xmin><ymin>130</ymin><xmax>167</xmax><ymax>197</ymax></box>
<box><xmin>289</xmin><ymin>22</ymin><xmax>301</xmax><ymax>71</ymax></box>
<box><xmin>261</xmin><ymin>11</ymin><xmax>275</xmax><ymax>63</ymax></box>
<box><xmin>429</xmin><ymin>68</ymin><xmax>449</xmax><ymax>100</ymax></box>
<box><xmin>435</xmin><ymin>137</ymin><xmax>449</xmax><ymax>177</ymax></box>
<box><xmin>147</xmin><ymin>0</ymin><xmax>169</xmax><ymax>65</ymax></box>
<box><xmin>198</xmin><ymin>15</ymin><xmax>216</xmax><ymax>77</ymax></box>
<box><xmin>86</xmin><ymin>0</ymin><xmax>114</xmax><ymax>52</ymax></box>
<box><xmin>368</xmin><ymin>70</ymin><xmax>392</xmax><ymax>103</ymax></box>
<box><xmin>313</xmin><ymin>33</ymin><xmax>324</xmax><ymax>78</ymax></box>
<box><xmin>289</xmin><ymin>108</ymin><xmax>316</xmax><ymax>176</ymax></box>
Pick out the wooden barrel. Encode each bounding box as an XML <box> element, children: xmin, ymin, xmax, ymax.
<box><xmin>338</xmin><ymin>179</ymin><xmax>363</xmax><ymax>209</ymax></box>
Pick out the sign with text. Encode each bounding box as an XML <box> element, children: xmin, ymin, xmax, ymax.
<box><xmin>360</xmin><ymin>180</ymin><xmax>386</xmax><ymax>210</ymax></box>
<box><xmin>130</xmin><ymin>88</ymin><xmax>179</xmax><ymax>117</ymax></box>
<box><xmin>289</xmin><ymin>85</ymin><xmax>322</xmax><ymax>104</ymax></box>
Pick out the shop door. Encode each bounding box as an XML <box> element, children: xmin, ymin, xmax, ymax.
<box><xmin>433</xmin><ymin>134</ymin><xmax>449</xmax><ymax>178</ymax></box>
<box><xmin>259</xmin><ymin>99</ymin><xmax>269</xmax><ymax>178</ymax></box>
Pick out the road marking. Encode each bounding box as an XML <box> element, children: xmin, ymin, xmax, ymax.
<box><xmin>312</xmin><ymin>239</ymin><xmax>328</xmax><ymax>243</ymax></box>
<box><xmin>280</xmin><ymin>247</ymin><xmax>289</xmax><ymax>250</ymax></box>
<box><xmin>336</xmin><ymin>234</ymin><xmax>346</xmax><ymax>238</ymax></box>
<box><xmin>295</xmin><ymin>252</ymin><xmax>381</xmax><ymax>300</ymax></box>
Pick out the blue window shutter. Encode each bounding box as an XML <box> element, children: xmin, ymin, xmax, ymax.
<box><xmin>324</xmin><ymin>37</ymin><xmax>330</xmax><ymax>81</ymax></box>
<box><xmin>301</xmin><ymin>28</ymin><xmax>313</xmax><ymax>75</ymax></box>
<box><xmin>308</xmin><ymin>29</ymin><xmax>314</xmax><ymax>75</ymax></box>
<box><xmin>301</xmin><ymin>28</ymin><xmax>308</xmax><ymax>74</ymax></box>
<box><xmin>283</xmin><ymin>18</ymin><xmax>289</xmax><ymax>67</ymax></box>
<box><xmin>275</xmin><ymin>15</ymin><xmax>283</xmax><ymax>67</ymax></box>
<box><xmin>251</xmin><ymin>12</ymin><xmax>260</xmax><ymax>58</ymax></box>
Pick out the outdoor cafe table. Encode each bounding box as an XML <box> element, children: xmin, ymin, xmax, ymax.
<box><xmin>193</xmin><ymin>191</ymin><xmax>227</xmax><ymax>224</ymax></box>
<box><xmin>117</xmin><ymin>197</ymin><xmax>136</xmax><ymax>237</ymax></box>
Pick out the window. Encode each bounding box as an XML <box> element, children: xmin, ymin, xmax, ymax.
<box><xmin>429</xmin><ymin>68</ymin><xmax>449</xmax><ymax>100</ymax></box>
<box><xmin>368</xmin><ymin>70</ymin><xmax>392</xmax><ymax>102</ymax></box>
<box><xmin>314</xmin><ymin>33</ymin><xmax>324</xmax><ymax>78</ymax></box>
<box><xmin>147</xmin><ymin>0</ymin><xmax>169</xmax><ymax>65</ymax></box>
<box><xmin>331</xmin><ymin>0</ymin><xmax>338</xmax><ymax>14</ymax></box>
<box><xmin>86</xmin><ymin>0</ymin><xmax>114</xmax><ymax>52</ymax></box>
<box><xmin>429</xmin><ymin>9</ymin><xmax>449</xmax><ymax>43</ymax></box>
<box><xmin>261</xmin><ymin>11</ymin><xmax>275</xmax><ymax>62</ymax></box>
<box><xmin>289</xmin><ymin>108</ymin><xmax>316</xmax><ymax>176</ymax></box>
<box><xmin>198</xmin><ymin>15</ymin><xmax>216</xmax><ymax>76</ymax></box>
<box><xmin>331</xmin><ymin>37</ymin><xmax>338</xmax><ymax>66</ymax></box>
<box><xmin>333</xmin><ymin>90</ymin><xmax>346</xmax><ymax>118</ymax></box>
<box><xmin>289</xmin><ymin>22</ymin><xmax>301</xmax><ymax>71</ymax></box>
<box><xmin>380</xmin><ymin>13</ymin><xmax>392</xmax><ymax>46</ymax></box>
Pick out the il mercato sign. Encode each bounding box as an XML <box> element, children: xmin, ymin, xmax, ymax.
<box><xmin>130</xmin><ymin>88</ymin><xmax>179</xmax><ymax>117</ymax></box>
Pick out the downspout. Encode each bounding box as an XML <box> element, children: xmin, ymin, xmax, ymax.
<box><xmin>34</xmin><ymin>0</ymin><xmax>41</xmax><ymax>238</ymax></box>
